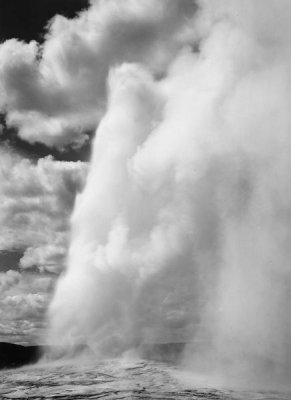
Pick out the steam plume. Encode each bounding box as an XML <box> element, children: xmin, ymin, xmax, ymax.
<box><xmin>48</xmin><ymin>0</ymin><xmax>291</xmax><ymax>386</ymax></box>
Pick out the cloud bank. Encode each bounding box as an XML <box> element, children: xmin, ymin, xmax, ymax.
<box><xmin>0</xmin><ymin>271</ymin><xmax>54</xmax><ymax>344</ymax></box>
<box><xmin>0</xmin><ymin>150</ymin><xmax>87</xmax><ymax>273</ymax></box>
<box><xmin>0</xmin><ymin>0</ymin><xmax>196</xmax><ymax>147</ymax></box>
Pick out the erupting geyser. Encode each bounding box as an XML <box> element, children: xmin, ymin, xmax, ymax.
<box><xmin>48</xmin><ymin>0</ymin><xmax>291</xmax><ymax>387</ymax></box>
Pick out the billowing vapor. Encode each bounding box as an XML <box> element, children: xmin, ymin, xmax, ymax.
<box><xmin>47</xmin><ymin>0</ymin><xmax>291</xmax><ymax>387</ymax></box>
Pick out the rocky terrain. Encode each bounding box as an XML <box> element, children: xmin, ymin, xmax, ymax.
<box><xmin>0</xmin><ymin>343</ymin><xmax>290</xmax><ymax>399</ymax></box>
<box><xmin>1</xmin><ymin>358</ymin><xmax>290</xmax><ymax>400</ymax></box>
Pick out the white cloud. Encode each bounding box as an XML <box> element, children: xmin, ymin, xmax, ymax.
<box><xmin>0</xmin><ymin>270</ymin><xmax>21</xmax><ymax>292</ymax></box>
<box><xmin>0</xmin><ymin>272</ymin><xmax>56</xmax><ymax>344</ymax></box>
<box><xmin>2</xmin><ymin>293</ymin><xmax>48</xmax><ymax>315</ymax></box>
<box><xmin>0</xmin><ymin>0</ymin><xmax>197</xmax><ymax>147</ymax></box>
<box><xmin>0</xmin><ymin>150</ymin><xmax>87</xmax><ymax>272</ymax></box>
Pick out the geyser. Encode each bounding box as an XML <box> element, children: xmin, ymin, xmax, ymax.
<box><xmin>48</xmin><ymin>0</ymin><xmax>291</xmax><ymax>386</ymax></box>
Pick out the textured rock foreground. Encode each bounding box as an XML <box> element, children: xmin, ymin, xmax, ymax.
<box><xmin>1</xmin><ymin>359</ymin><xmax>290</xmax><ymax>400</ymax></box>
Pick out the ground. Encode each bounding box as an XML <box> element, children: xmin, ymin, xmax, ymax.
<box><xmin>1</xmin><ymin>359</ymin><xmax>290</xmax><ymax>400</ymax></box>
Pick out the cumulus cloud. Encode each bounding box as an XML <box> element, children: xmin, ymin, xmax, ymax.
<box><xmin>0</xmin><ymin>270</ymin><xmax>21</xmax><ymax>292</ymax></box>
<box><xmin>0</xmin><ymin>0</ymin><xmax>197</xmax><ymax>147</ymax></box>
<box><xmin>0</xmin><ymin>149</ymin><xmax>87</xmax><ymax>272</ymax></box>
<box><xmin>2</xmin><ymin>293</ymin><xmax>48</xmax><ymax>317</ymax></box>
<box><xmin>0</xmin><ymin>272</ymin><xmax>56</xmax><ymax>344</ymax></box>
<box><xmin>0</xmin><ymin>320</ymin><xmax>41</xmax><ymax>345</ymax></box>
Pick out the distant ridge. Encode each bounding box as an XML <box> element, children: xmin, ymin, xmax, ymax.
<box><xmin>0</xmin><ymin>341</ymin><xmax>186</xmax><ymax>369</ymax></box>
<box><xmin>0</xmin><ymin>342</ymin><xmax>42</xmax><ymax>369</ymax></box>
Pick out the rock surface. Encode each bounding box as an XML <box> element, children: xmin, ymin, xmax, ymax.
<box><xmin>0</xmin><ymin>359</ymin><xmax>290</xmax><ymax>400</ymax></box>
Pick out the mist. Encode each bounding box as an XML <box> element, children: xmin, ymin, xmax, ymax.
<box><xmin>47</xmin><ymin>0</ymin><xmax>291</xmax><ymax>388</ymax></box>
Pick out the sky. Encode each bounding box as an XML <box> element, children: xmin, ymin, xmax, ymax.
<box><xmin>0</xmin><ymin>0</ymin><xmax>90</xmax><ymax>344</ymax></box>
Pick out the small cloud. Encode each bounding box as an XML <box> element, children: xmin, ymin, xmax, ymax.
<box><xmin>0</xmin><ymin>270</ymin><xmax>21</xmax><ymax>292</ymax></box>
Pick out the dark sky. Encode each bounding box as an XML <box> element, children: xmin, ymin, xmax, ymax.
<box><xmin>0</xmin><ymin>250</ymin><xmax>24</xmax><ymax>272</ymax></box>
<box><xmin>0</xmin><ymin>0</ymin><xmax>89</xmax><ymax>43</ymax></box>
<box><xmin>0</xmin><ymin>0</ymin><xmax>92</xmax><ymax>162</ymax></box>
